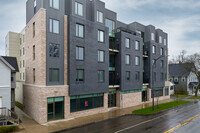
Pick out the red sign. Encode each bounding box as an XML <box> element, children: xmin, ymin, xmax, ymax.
<box><xmin>85</xmin><ymin>101</ymin><xmax>88</xmax><ymax>106</ymax></box>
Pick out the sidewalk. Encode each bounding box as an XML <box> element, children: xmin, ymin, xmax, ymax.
<box><xmin>16</xmin><ymin>99</ymin><xmax>172</xmax><ymax>133</ymax></box>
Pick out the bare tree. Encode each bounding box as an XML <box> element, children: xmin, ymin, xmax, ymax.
<box><xmin>185</xmin><ymin>53</ymin><xmax>200</xmax><ymax>97</ymax></box>
<box><xmin>169</xmin><ymin>50</ymin><xmax>187</xmax><ymax>64</ymax></box>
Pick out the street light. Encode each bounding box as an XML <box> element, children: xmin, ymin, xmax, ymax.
<box><xmin>152</xmin><ymin>55</ymin><xmax>164</xmax><ymax>111</ymax></box>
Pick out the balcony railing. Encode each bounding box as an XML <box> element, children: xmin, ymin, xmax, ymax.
<box><xmin>0</xmin><ymin>107</ymin><xmax>19</xmax><ymax>126</ymax></box>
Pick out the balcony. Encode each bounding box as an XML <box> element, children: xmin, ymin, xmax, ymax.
<box><xmin>143</xmin><ymin>51</ymin><xmax>148</xmax><ymax>58</ymax></box>
<box><xmin>109</xmin><ymin>78</ymin><xmax>120</xmax><ymax>88</ymax></box>
<box><xmin>109</xmin><ymin>38</ymin><xmax>119</xmax><ymax>52</ymax></box>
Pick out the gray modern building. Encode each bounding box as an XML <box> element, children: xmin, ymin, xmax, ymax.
<box><xmin>24</xmin><ymin>0</ymin><xmax>170</xmax><ymax>124</ymax></box>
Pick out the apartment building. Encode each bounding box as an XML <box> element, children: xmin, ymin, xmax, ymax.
<box><xmin>24</xmin><ymin>0</ymin><xmax>170</xmax><ymax>124</ymax></box>
<box><xmin>5</xmin><ymin>29</ymin><xmax>26</xmax><ymax>104</ymax></box>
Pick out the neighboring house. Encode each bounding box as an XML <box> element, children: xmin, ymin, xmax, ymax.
<box><xmin>5</xmin><ymin>29</ymin><xmax>25</xmax><ymax>104</ymax></box>
<box><xmin>169</xmin><ymin>63</ymin><xmax>198</xmax><ymax>95</ymax></box>
<box><xmin>23</xmin><ymin>0</ymin><xmax>169</xmax><ymax>124</ymax></box>
<box><xmin>0</xmin><ymin>56</ymin><xmax>19</xmax><ymax>111</ymax></box>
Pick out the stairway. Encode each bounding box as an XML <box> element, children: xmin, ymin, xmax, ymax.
<box><xmin>0</xmin><ymin>107</ymin><xmax>19</xmax><ymax>126</ymax></box>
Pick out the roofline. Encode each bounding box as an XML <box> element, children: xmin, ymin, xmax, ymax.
<box><xmin>0</xmin><ymin>57</ymin><xmax>15</xmax><ymax>71</ymax></box>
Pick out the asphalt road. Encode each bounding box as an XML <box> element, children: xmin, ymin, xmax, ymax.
<box><xmin>56</xmin><ymin>100</ymin><xmax>200</xmax><ymax>133</ymax></box>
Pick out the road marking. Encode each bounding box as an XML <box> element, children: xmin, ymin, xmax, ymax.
<box><xmin>114</xmin><ymin>103</ymin><xmax>197</xmax><ymax>133</ymax></box>
<box><xmin>114</xmin><ymin>113</ymin><xmax>169</xmax><ymax>133</ymax></box>
<box><xmin>164</xmin><ymin>113</ymin><xmax>200</xmax><ymax>133</ymax></box>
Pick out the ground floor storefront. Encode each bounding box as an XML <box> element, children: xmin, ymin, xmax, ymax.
<box><xmin>23</xmin><ymin>84</ymin><xmax>170</xmax><ymax>124</ymax></box>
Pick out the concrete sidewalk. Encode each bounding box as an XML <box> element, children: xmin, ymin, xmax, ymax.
<box><xmin>16</xmin><ymin>99</ymin><xmax>172</xmax><ymax>133</ymax></box>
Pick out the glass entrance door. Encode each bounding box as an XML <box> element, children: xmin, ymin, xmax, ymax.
<box><xmin>47</xmin><ymin>97</ymin><xmax>64</xmax><ymax>121</ymax></box>
<box><xmin>142</xmin><ymin>91</ymin><xmax>147</xmax><ymax>102</ymax></box>
<box><xmin>108</xmin><ymin>93</ymin><xmax>116</xmax><ymax>108</ymax></box>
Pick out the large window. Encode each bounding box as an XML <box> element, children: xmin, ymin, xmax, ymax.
<box><xmin>105</xmin><ymin>19</ymin><xmax>115</xmax><ymax>36</ymax></box>
<box><xmin>159</xmin><ymin>36</ymin><xmax>162</xmax><ymax>43</ymax></box>
<box><xmin>152</xmin><ymin>45</ymin><xmax>156</xmax><ymax>54</ymax></box>
<box><xmin>75</xmin><ymin>2</ymin><xmax>83</xmax><ymax>16</ymax></box>
<box><xmin>49</xmin><ymin>19</ymin><xmax>59</xmax><ymax>34</ymax></box>
<box><xmin>98</xmin><ymin>30</ymin><xmax>104</xmax><ymax>42</ymax></box>
<box><xmin>76</xmin><ymin>46</ymin><xmax>84</xmax><ymax>60</ymax></box>
<box><xmin>98</xmin><ymin>70</ymin><xmax>105</xmax><ymax>82</ymax></box>
<box><xmin>135</xmin><ymin>41</ymin><xmax>139</xmax><ymax>50</ymax></box>
<box><xmin>125</xmin><ymin>55</ymin><xmax>130</xmax><ymax>65</ymax></box>
<box><xmin>151</xmin><ymin>89</ymin><xmax>163</xmax><ymax>98</ymax></box>
<box><xmin>70</xmin><ymin>94</ymin><xmax>103</xmax><ymax>112</ymax></box>
<box><xmin>49</xmin><ymin>43</ymin><xmax>59</xmax><ymax>57</ymax></box>
<box><xmin>125</xmin><ymin>38</ymin><xmax>130</xmax><ymax>48</ymax></box>
<box><xmin>160</xmin><ymin>60</ymin><xmax>164</xmax><ymax>68</ymax></box>
<box><xmin>164</xmin><ymin>39</ymin><xmax>167</xmax><ymax>45</ymax></box>
<box><xmin>50</xmin><ymin>0</ymin><xmax>59</xmax><ymax>9</ymax></box>
<box><xmin>160</xmin><ymin>48</ymin><xmax>164</xmax><ymax>55</ymax></box>
<box><xmin>126</xmin><ymin>71</ymin><xmax>130</xmax><ymax>81</ymax></box>
<box><xmin>97</xmin><ymin>11</ymin><xmax>103</xmax><ymax>23</ymax></box>
<box><xmin>76</xmin><ymin>69</ymin><xmax>84</xmax><ymax>82</ymax></box>
<box><xmin>76</xmin><ymin>24</ymin><xmax>84</xmax><ymax>38</ymax></box>
<box><xmin>151</xmin><ymin>33</ymin><xmax>155</xmax><ymax>41</ymax></box>
<box><xmin>47</xmin><ymin>97</ymin><xmax>64</xmax><ymax>121</ymax></box>
<box><xmin>135</xmin><ymin>56</ymin><xmax>140</xmax><ymax>66</ymax></box>
<box><xmin>98</xmin><ymin>50</ymin><xmax>104</xmax><ymax>62</ymax></box>
<box><xmin>135</xmin><ymin>71</ymin><xmax>140</xmax><ymax>81</ymax></box>
<box><xmin>160</xmin><ymin>73</ymin><xmax>164</xmax><ymax>81</ymax></box>
<box><xmin>49</xmin><ymin>68</ymin><xmax>59</xmax><ymax>82</ymax></box>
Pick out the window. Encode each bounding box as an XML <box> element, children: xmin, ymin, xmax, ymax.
<box><xmin>105</xmin><ymin>19</ymin><xmax>115</xmax><ymax>35</ymax></box>
<box><xmin>23</xmin><ymin>60</ymin><xmax>25</xmax><ymax>67</ymax></box>
<box><xmin>152</xmin><ymin>45</ymin><xmax>156</xmax><ymax>54</ymax></box>
<box><xmin>154</xmin><ymin>72</ymin><xmax>156</xmax><ymax>81</ymax></box>
<box><xmin>152</xmin><ymin>59</ymin><xmax>156</xmax><ymax>68</ymax></box>
<box><xmin>76</xmin><ymin>24</ymin><xmax>84</xmax><ymax>38</ymax></box>
<box><xmin>97</xmin><ymin>11</ymin><xmax>103</xmax><ymax>23</ymax></box>
<box><xmin>76</xmin><ymin>69</ymin><xmax>84</xmax><ymax>82</ymax></box>
<box><xmin>181</xmin><ymin>77</ymin><xmax>186</xmax><ymax>82</ymax></box>
<box><xmin>135</xmin><ymin>41</ymin><xmax>139</xmax><ymax>50</ymax></box>
<box><xmin>164</xmin><ymin>39</ymin><xmax>167</xmax><ymax>45</ymax></box>
<box><xmin>160</xmin><ymin>60</ymin><xmax>164</xmax><ymax>68</ymax></box>
<box><xmin>160</xmin><ymin>48</ymin><xmax>163</xmax><ymax>55</ymax></box>
<box><xmin>98</xmin><ymin>30</ymin><xmax>104</xmax><ymax>42</ymax></box>
<box><xmin>76</xmin><ymin>46</ymin><xmax>84</xmax><ymax>60</ymax></box>
<box><xmin>151</xmin><ymin>33</ymin><xmax>155</xmax><ymax>41</ymax></box>
<box><xmin>135</xmin><ymin>56</ymin><xmax>140</xmax><ymax>66</ymax></box>
<box><xmin>165</xmin><ymin>50</ymin><xmax>167</xmax><ymax>56</ymax></box>
<box><xmin>75</xmin><ymin>2</ymin><xmax>83</xmax><ymax>16</ymax></box>
<box><xmin>160</xmin><ymin>73</ymin><xmax>164</xmax><ymax>81</ymax></box>
<box><xmin>49</xmin><ymin>19</ymin><xmax>59</xmax><ymax>34</ymax></box>
<box><xmin>50</xmin><ymin>0</ymin><xmax>59</xmax><ymax>9</ymax></box>
<box><xmin>125</xmin><ymin>38</ymin><xmax>130</xmax><ymax>48</ymax></box>
<box><xmin>135</xmin><ymin>71</ymin><xmax>140</xmax><ymax>81</ymax></box>
<box><xmin>49</xmin><ymin>68</ymin><xmax>59</xmax><ymax>82</ymax></box>
<box><xmin>125</xmin><ymin>55</ymin><xmax>130</xmax><ymax>65</ymax></box>
<box><xmin>23</xmin><ymin>47</ymin><xmax>25</xmax><ymax>55</ymax></box>
<box><xmin>165</xmin><ymin>88</ymin><xmax>169</xmax><ymax>96</ymax></box>
<box><xmin>98</xmin><ymin>70</ymin><xmax>104</xmax><ymax>82</ymax></box>
<box><xmin>174</xmin><ymin>77</ymin><xmax>178</xmax><ymax>82</ymax></box>
<box><xmin>136</xmin><ymin>31</ymin><xmax>142</xmax><ymax>38</ymax></box>
<box><xmin>98</xmin><ymin>50</ymin><xmax>104</xmax><ymax>62</ymax></box>
<box><xmin>20</xmin><ymin>61</ymin><xmax>21</xmax><ymax>68</ymax></box>
<box><xmin>33</xmin><ymin>45</ymin><xmax>35</xmax><ymax>60</ymax></box>
<box><xmin>33</xmin><ymin>68</ymin><xmax>35</xmax><ymax>82</ymax></box>
<box><xmin>49</xmin><ymin>44</ymin><xmax>59</xmax><ymax>57</ymax></box>
<box><xmin>126</xmin><ymin>71</ymin><xmax>130</xmax><ymax>81</ymax></box>
<box><xmin>33</xmin><ymin>22</ymin><xmax>35</xmax><ymax>37</ymax></box>
<box><xmin>159</xmin><ymin>36</ymin><xmax>162</xmax><ymax>43</ymax></box>
<box><xmin>23</xmin><ymin>73</ymin><xmax>25</xmax><ymax>80</ymax></box>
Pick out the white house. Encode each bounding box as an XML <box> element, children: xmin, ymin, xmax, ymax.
<box><xmin>0</xmin><ymin>56</ymin><xmax>18</xmax><ymax>111</ymax></box>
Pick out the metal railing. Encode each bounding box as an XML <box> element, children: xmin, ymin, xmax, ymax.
<box><xmin>0</xmin><ymin>107</ymin><xmax>19</xmax><ymax>126</ymax></box>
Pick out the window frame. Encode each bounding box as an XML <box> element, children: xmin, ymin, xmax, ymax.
<box><xmin>98</xmin><ymin>70</ymin><xmax>105</xmax><ymax>83</ymax></box>
<box><xmin>76</xmin><ymin>46</ymin><xmax>84</xmax><ymax>60</ymax></box>
<box><xmin>126</xmin><ymin>71</ymin><xmax>131</xmax><ymax>81</ymax></box>
<box><xmin>125</xmin><ymin>55</ymin><xmax>130</xmax><ymax>65</ymax></box>
<box><xmin>135</xmin><ymin>41</ymin><xmax>140</xmax><ymax>50</ymax></box>
<box><xmin>49</xmin><ymin>0</ymin><xmax>60</xmax><ymax>10</ymax></box>
<box><xmin>76</xmin><ymin>23</ymin><xmax>84</xmax><ymax>38</ymax></box>
<box><xmin>76</xmin><ymin>69</ymin><xmax>84</xmax><ymax>82</ymax></box>
<box><xmin>49</xmin><ymin>18</ymin><xmax>60</xmax><ymax>34</ymax></box>
<box><xmin>159</xmin><ymin>36</ymin><xmax>162</xmax><ymax>43</ymax></box>
<box><xmin>135</xmin><ymin>71</ymin><xmax>140</xmax><ymax>81</ymax></box>
<box><xmin>135</xmin><ymin>56</ymin><xmax>140</xmax><ymax>66</ymax></box>
<box><xmin>49</xmin><ymin>68</ymin><xmax>60</xmax><ymax>82</ymax></box>
<box><xmin>98</xmin><ymin>30</ymin><xmax>105</xmax><ymax>43</ymax></box>
<box><xmin>152</xmin><ymin>45</ymin><xmax>156</xmax><ymax>54</ymax></box>
<box><xmin>75</xmin><ymin>2</ymin><xmax>83</xmax><ymax>16</ymax></box>
<box><xmin>125</xmin><ymin>38</ymin><xmax>130</xmax><ymax>49</ymax></box>
<box><xmin>151</xmin><ymin>33</ymin><xmax>155</xmax><ymax>41</ymax></box>
<box><xmin>98</xmin><ymin>50</ymin><xmax>105</xmax><ymax>63</ymax></box>
<box><xmin>97</xmin><ymin>11</ymin><xmax>103</xmax><ymax>23</ymax></box>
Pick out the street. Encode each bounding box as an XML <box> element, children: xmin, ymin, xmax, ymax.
<box><xmin>55</xmin><ymin>100</ymin><xmax>200</xmax><ymax>133</ymax></box>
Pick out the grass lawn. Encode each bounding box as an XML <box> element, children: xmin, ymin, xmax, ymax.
<box><xmin>171</xmin><ymin>94</ymin><xmax>189</xmax><ymax>98</ymax></box>
<box><xmin>187</xmin><ymin>96</ymin><xmax>200</xmax><ymax>99</ymax></box>
<box><xmin>132</xmin><ymin>100</ymin><xmax>190</xmax><ymax>115</ymax></box>
<box><xmin>15</xmin><ymin>101</ymin><xmax>24</xmax><ymax>111</ymax></box>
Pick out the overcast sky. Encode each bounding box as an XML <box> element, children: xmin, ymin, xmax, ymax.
<box><xmin>0</xmin><ymin>0</ymin><xmax>200</xmax><ymax>58</ymax></box>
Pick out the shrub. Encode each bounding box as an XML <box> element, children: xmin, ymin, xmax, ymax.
<box><xmin>0</xmin><ymin>126</ymin><xmax>18</xmax><ymax>133</ymax></box>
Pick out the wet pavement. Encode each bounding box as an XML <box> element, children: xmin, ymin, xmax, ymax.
<box><xmin>15</xmin><ymin>99</ymin><xmax>173</xmax><ymax>133</ymax></box>
<box><xmin>56</xmin><ymin>99</ymin><xmax>200</xmax><ymax>133</ymax></box>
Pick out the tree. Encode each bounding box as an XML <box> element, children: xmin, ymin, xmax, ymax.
<box><xmin>185</xmin><ymin>53</ymin><xmax>200</xmax><ymax>97</ymax></box>
<box><xmin>169</xmin><ymin>50</ymin><xmax>187</xmax><ymax>64</ymax></box>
